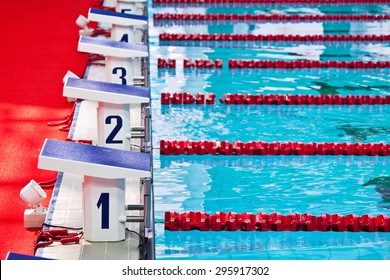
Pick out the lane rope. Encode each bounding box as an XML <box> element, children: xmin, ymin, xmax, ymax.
<box><xmin>154</xmin><ymin>13</ymin><xmax>390</xmax><ymax>22</ymax></box>
<box><xmin>159</xmin><ymin>33</ymin><xmax>390</xmax><ymax>42</ymax></box>
<box><xmin>165</xmin><ymin>211</ymin><xmax>390</xmax><ymax>232</ymax></box>
<box><xmin>161</xmin><ymin>92</ymin><xmax>216</xmax><ymax>105</ymax></box>
<box><xmin>228</xmin><ymin>59</ymin><xmax>390</xmax><ymax>68</ymax></box>
<box><xmin>160</xmin><ymin>140</ymin><xmax>390</xmax><ymax>156</ymax></box>
<box><xmin>161</xmin><ymin>93</ymin><xmax>390</xmax><ymax>105</ymax></box>
<box><xmin>157</xmin><ymin>58</ymin><xmax>390</xmax><ymax>69</ymax></box>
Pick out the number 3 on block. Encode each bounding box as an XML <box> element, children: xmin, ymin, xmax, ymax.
<box><xmin>112</xmin><ymin>67</ymin><xmax>127</xmax><ymax>85</ymax></box>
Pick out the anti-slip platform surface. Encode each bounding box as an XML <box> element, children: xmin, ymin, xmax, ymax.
<box><xmin>39</xmin><ymin>138</ymin><xmax>151</xmax><ymax>178</ymax></box>
<box><xmin>64</xmin><ymin>77</ymin><xmax>150</xmax><ymax>103</ymax></box>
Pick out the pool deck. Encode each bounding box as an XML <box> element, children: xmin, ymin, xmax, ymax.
<box><xmin>36</xmin><ymin>0</ymin><xmax>149</xmax><ymax>260</ymax></box>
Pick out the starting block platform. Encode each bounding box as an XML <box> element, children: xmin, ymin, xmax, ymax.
<box><xmin>88</xmin><ymin>8</ymin><xmax>147</xmax><ymax>26</ymax></box>
<box><xmin>64</xmin><ymin>77</ymin><xmax>149</xmax><ymax>104</ymax></box>
<box><xmin>63</xmin><ymin>77</ymin><xmax>150</xmax><ymax>149</ymax></box>
<box><xmin>78</xmin><ymin>36</ymin><xmax>148</xmax><ymax>58</ymax></box>
<box><xmin>38</xmin><ymin>139</ymin><xmax>151</xmax><ymax>179</ymax></box>
<box><xmin>38</xmin><ymin>139</ymin><xmax>151</xmax><ymax>242</ymax></box>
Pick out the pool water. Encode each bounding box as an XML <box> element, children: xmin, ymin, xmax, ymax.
<box><xmin>149</xmin><ymin>3</ymin><xmax>390</xmax><ymax>259</ymax></box>
<box><xmin>157</xmin><ymin>106</ymin><xmax>390</xmax><ymax>143</ymax></box>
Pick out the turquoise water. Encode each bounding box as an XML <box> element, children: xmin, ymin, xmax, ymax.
<box><xmin>158</xmin><ymin>230</ymin><xmax>390</xmax><ymax>260</ymax></box>
<box><xmin>150</xmin><ymin>4</ymin><xmax>390</xmax><ymax>259</ymax></box>
<box><xmin>155</xmin><ymin>156</ymin><xmax>390</xmax><ymax>215</ymax></box>
<box><xmin>156</xmin><ymin>106</ymin><xmax>390</xmax><ymax>143</ymax></box>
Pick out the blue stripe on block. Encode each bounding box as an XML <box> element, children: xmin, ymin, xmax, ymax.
<box><xmin>90</xmin><ymin>8</ymin><xmax>148</xmax><ymax>22</ymax></box>
<box><xmin>67</xmin><ymin>78</ymin><xmax>149</xmax><ymax>99</ymax></box>
<box><xmin>41</xmin><ymin>139</ymin><xmax>151</xmax><ymax>172</ymax></box>
<box><xmin>80</xmin><ymin>36</ymin><xmax>148</xmax><ymax>53</ymax></box>
<box><xmin>6</xmin><ymin>252</ymin><xmax>52</xmax><ymax>260</ymax></box>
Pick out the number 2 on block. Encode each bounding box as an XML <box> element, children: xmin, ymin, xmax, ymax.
<box><xmin>105</xmin><ymin>115</ymin><xmax>123</xmax><ymax>144</ymax></box>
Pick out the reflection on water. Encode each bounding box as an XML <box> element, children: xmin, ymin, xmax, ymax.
<box><xmin>158</xmin><ymin>154</ymin><xmax>390</xmax><ymax>169</ymax></box>
<box><xmin>154</xmin><ymin>105</ymin><xmax>390</xmax><ymax>143</ymax></box>
<box><xmin>337</xmin><ymin>124</ymin><xmax>390</xmax><ymax>141</ymax></box>
<box><xmin>363</xmin><ymin>176</ymin><xmax>390</xmax><ymax>209</ymax></box>
<box><xmin>154</xmin><ymin>155</ymin><xmax>390</xmax><ymax>220</ymax></box>
<box><xmin>156</xmin><ymin>226</ymin><xmax>390</xmax><ymax>260</ymax></box>
<box><xmin>153</xmin><ymin>63</ymin><xmax>390</xmax><ymax>97</ymax></box>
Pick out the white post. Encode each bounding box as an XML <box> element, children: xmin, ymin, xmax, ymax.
<box><xmin>106</xmin><ymin>56</ymin><xmax>134</xmax><ymax>86</ymax></box>
<box><xmin>114</xmin><ymin>1</ymin><xmax>146</xmax><ymax>44</ymax></box>
<box><xmin>79</xmin><ymin>1</ymin><xmax>149</xmax><ymax>243</ymax></box>
<box><xmin>93</xmin><ymin>87</ymin><xmax>130</xmax><ymax>242</ymax></box>
<box><xmin>116</xmin><ymin>1</ymin><xmax>145</xmax><ymax>16</ymax></box>
<box><xmin>97</xmin><ymin>102</ymin><xmax>130</xmax><ymax>150</ymax></box>
<box><xmin>111</xmin><ymin>25</ymin><xmax>134</xmax><ymax>43</ymax></box>
<box><xmin>100</xmin><ymin>56</ymin><xmax>133</xmax><ymax>151</ymax></box>
<box><xmin>83</xmin><ymin>176</ymin><xmax>126</xmax><ymax>242</ymax></box>
<box><xmin>108</xmin><ymin>25</ymin><xmax>145</xmax><ymax>86</ymax></box>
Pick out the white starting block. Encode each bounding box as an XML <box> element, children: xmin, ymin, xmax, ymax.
<box><xmin>78</xmin><ymin>35</ymin><xmax>148</xmax><ymax>86</ymax></box>
<box><xmin>88</xmin><ymin>8</ymin><xmax>147</xmax><ymax>43</ymax></box>
<box><xmin>63</xmin><ymin>77</ymin><xmax>149</xmax><ymax>150</ymax></box>
<box><xmin>38</xmin><ymin>139</ymin><xmax>151</xmax><ymax>242</ymax></box>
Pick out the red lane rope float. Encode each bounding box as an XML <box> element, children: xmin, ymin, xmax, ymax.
<box><xmin>154</xmin><ymin>0</ymin><xmax>390</xmax><ymax>3</ymax></box>
<box><xmin>158</xmin><ymin>58</ymin><xmax>390</xmax><ymax>69</ymax></box>
<box><xmin>164</xmin><ymin>211</ymin><xmax>390</xmax><ymax>232</ymax></box>
<box><xmin>161</xmin><ymin>93</ymin><xmax>390</xmax><ymax>105</ymax></box>
<box><xmin>154</xmin><ymin>13</ymin><xmax>390</xmax><ymax>22</ymax></box>
<box><xmin>159</xmin><ymin>33</ymin><xmax>390</xmax><ymax>42</ymax></box>
<box><xmin>219</xmin><ymin>93</ymin><xmax>390</xmax><ymax>104</ymax></box>
<box><xmin>228</xmin><ymin>60</ymin><xmax>390</xmax><ymax>68</ymax></box>
<box><xmin>184</xmin><ymin>58</ymin><xmax>223</xmax><ymax>68</ymax></box>
<box><xmin>158</xmin><ymin>58</ymin><xmax>223</xmax><ymax>68</ymax></box>
<box><xmin>161</xmin><ymin>92</ymin><xmax>216</xmax><ymax>105</ymax></box>
<box><xmin>158</xmin><ymin>58</ymin><xmax>176</xmax><ymax>68</ymax></box>
<box><xmin>160</xmin><ymin>140</ymin><xmax>390</xmax><ymax>156</ymax></box>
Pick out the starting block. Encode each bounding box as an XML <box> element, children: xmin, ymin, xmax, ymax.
<box><xmin>63</xmin><ymin>77</ymin><xmax>149</xmax><ymax>150</ymax></box>
<box><xmin>88</xmin><ymin>8</ymin><xmax>147</xmax><ymax>43</ymax></box>
<box><xmin>78</xmin><ymin>35</ymin><xmax>148</xmax><ymax>86</ymax></box>
<box><xmin>38</xmin><ymin>139</ymin><xmax>151</xmax><ymax>242</ymax></box>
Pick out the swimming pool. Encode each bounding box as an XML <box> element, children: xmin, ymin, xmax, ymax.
<box><xmin>150</xmin><ymin>3</ymin><xmax>390</xmax><ymax>259</ymax></box>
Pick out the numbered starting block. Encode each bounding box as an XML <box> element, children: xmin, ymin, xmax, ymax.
<box><xmin>88</xmin><ymin>8</ymin><xmax>147</xmax><ymax>43</ymax></box>
<box><xmin>78</xmin><ymin>35</ymin><xmax>148</xmax><ymax>86</ymax></box>
<box><xmin>63</xmin><ymin>77</ymin><xmax>149</xmax><ymax>150</ymax></box>
<box><xmin>38</xmin><ymin>139</ymin><xmax>151</xmax><ymax>242</ymax></box>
